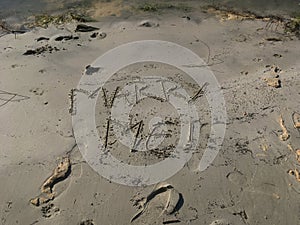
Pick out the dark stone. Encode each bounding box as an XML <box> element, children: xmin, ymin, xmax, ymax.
<box><xmin>75</xmin><ymin>24</ymin><xmax>99</xmax><ymax>32</ymax></box>
<box><xmin>54</xmin><ymin>35</ymin><xmax>78</xmax><ymax>41</ymax></box>
<box><xmin>85</xmin><ymin>65</ymin><xmax>101</xmax><ymax>75</ymax></box>
<box><xmin>36</xmin><ymin>37</ymin><xmax>49</xmax><ymax>42</ymax></box>
<box><xmin>23</xmin><ymin>50</ymin><xmax>37</xmax><ymax>55</ymax></box>
<box><xmin>90</xmin><ymin>32</ymin><xmax>98</xmax><ymax>38</ymax></box>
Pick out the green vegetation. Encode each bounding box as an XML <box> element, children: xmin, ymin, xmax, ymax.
<box><xmin>33</xmin><ymin>12</ymin><xmax>95</xmax><ymax>28</ymax></box>
<box><xmin>139</xmin><ymin>3</ymin><xmax>159</xmax><ymax>12</ymax></box>
<box><xmin>138</xmin><ymin>2</ymin><xmax>192</xmax><ymax>13</ymax></box>
<box><xmin>285</xmin><ymin>14</ymin><xmax>300</xmax><ymax>38</ymax></box>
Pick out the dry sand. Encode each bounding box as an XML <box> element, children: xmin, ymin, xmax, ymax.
<box><xmin>0</xmin><ymin>6</ymin><xmax>300</xmax><ymax>225</ymax></box>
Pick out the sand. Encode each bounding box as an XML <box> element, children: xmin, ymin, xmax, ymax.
<box><xmin>0</xmin><ymin>6</ymin><xmax>300</xmax><ymax>225</ymax></box>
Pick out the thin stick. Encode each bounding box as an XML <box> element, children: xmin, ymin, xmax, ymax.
<box><xmin>131</xmin><ymin>121</ymin><xmax>143</xmax><ymax>152</ymax></box>
<box><xmin>161</xmin><ymin>81</ymin><xmax>168</xmax><ymax>101</ymax></box>
<box><xmin>102</xmin><ymin>88</ymin><xmax>108</xmax><ymax>107</ymax></box>
<box><xmin>105</xmin><ymin>119</ymin><xmax>110</xmax><ymax>149</ymax></box>
<box><xmin>135</xmin><ymin>84</ymin><xmax>138</xmax><ymax>104</ymax></box>
<box><xmin>127</xmin><ymin>121</ymin><xmax>142</xmax><ymax>131</ymax></box>
<box><xmin>88</xmin><ymin>86</ymin><xmax>101</xmax><ymax>99</ymax></box>
<box><xmin>189</xmin><ymin>82</ymin><xmax>208</xmax><ymax>103</ymax></box>
<box><xmin>110</xmin><ymin>86</ymin><xmax>120</xmax><ymax>107</ymax></box>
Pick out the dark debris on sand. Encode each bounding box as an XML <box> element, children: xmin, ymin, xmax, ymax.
<box><xmin>23</xmin><ymin>45</ymin><xmax>60</xmax><ymax>56</ymax></box>
<box><xmin>75</xmin><ymin>24</ymin><xmax>99</xmax><ymax>32</ymax></box>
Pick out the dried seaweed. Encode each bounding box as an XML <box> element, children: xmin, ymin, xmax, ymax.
<box><xmin>32</xmin><ymin>13</ymin><xmax>95</xmax><ymax>28</ymax></box>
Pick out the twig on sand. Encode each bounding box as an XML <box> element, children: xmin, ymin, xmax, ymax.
<box><xmin>68</xmin><ymin>89</ymin><xmax>75</xmax><ymax>115</ymax></box>
<box><xmin>102</xmin><ymin>88</ymin><xmax>108</xmax><ymax>107</ymax></box>
<box><xmin>110</xmin><ymin>86</ymin><xmax>120</xmax><ymax>107</ymax></box>
<box><xmin>101</xmin><ymin>87</ymin><xmax>120</xmax><ymax>108</ymax></box>
<box><xmin>131</xmin><ymin>120</ymin><xmax>143</xmax><ymax>152</ymax></box>
<box><xmin>30</xmin><ymin>157</ymin><xmax>71</xmax><ymax>206</ymax></box>
<box><xmin>105</xmin><ymin>119</ymin><xmax>110</xmax><ymax>149</ymax></box>
<box><xmin>88</xmin><ymin>87</ymin><xmax>101</xmax><ymax>99</ymax></box>
<box><xmin>188</xmin><ymin>82</ymin><xmax>208</xmax><ymax>103</ymax></box>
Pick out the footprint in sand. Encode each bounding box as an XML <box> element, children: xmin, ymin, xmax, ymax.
<box><xmin>131</xmin><ymin>183</ymin><xmax>183</xmax><ymax>223</ymax></box>
<box><xmin>226</xmin><ymin>170</ymin><xmax>248</xmax><ymax>187</ymax></box>
<box><xmin>30</xmin><ymin>157</ymin><xmax>71</xmax><ymax>207</ymax></box>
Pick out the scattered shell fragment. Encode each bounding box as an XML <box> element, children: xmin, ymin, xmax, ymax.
<box><xmin>279</xmin><ymin>115</ymin><xmax>289</xmax><ymax>141</ymax></box>
<box><xmin>272</xmin><ymin>193</ymin><xmax>280</xmax><ymax>199</ymax></box>
<box><xmin>261</xmin><ymin>143</ymin><xmax>268</xmax><ymax>151</ymax></box>
<box><xmin>130</xmin><ymin>184</ymin><xmax>181</xmax><ymax>223</ymax></box>
<box><xmin>292</xmin><ymin>112</ymin><xmax>300</xmax><ymax>128</ymax></box>
<box><xmin>263</xmin><ymin>77</ymin><xmax>281</xmax><ymax>88</ymax></box>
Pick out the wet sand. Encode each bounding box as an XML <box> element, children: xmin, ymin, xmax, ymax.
<box><xmin>0</xmin><ymin>3</ymin><xmax>300</xmax><ymax>225</ymax></box>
